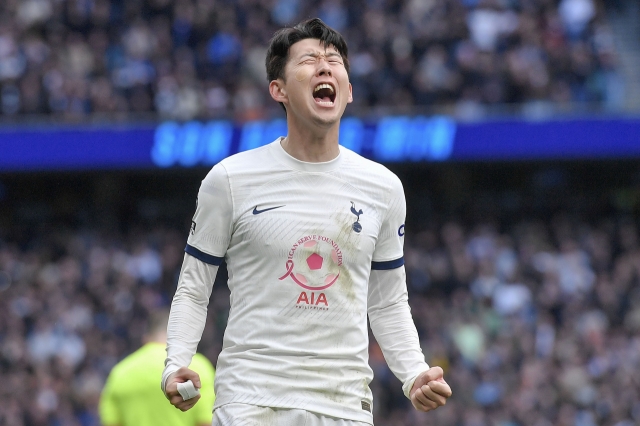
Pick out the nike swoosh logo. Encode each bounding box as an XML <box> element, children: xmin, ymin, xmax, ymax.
<box><xmin>253</xmin><ymin>205</ymin><xmax>285</xmax><ymax>215</ymax></box>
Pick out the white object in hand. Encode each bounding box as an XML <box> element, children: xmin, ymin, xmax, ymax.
<box><xmin>177</xmin><ymin>380</ymin><xmax>200</xmax><ymax>401</ymax></box>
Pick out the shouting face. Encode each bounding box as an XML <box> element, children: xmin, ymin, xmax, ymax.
<box><xmin>270</xmin><ymin>38</ymin><xmax>353</xmax><ymax>128</ymax></box>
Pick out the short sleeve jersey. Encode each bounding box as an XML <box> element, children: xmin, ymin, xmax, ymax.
<box><xmin>99</xmin><ymin>343</ymin><xmax>215</xmax><ymax>426</ymax></box>
<box><xmin>186</xmin><ymin>139</ymin><xmax>405</xmax><ymax>424</ymax></box>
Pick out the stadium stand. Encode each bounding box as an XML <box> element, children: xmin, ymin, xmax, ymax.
<box><xmin>0</xmin><ymin>0</ymin><xmax>627</xmax><ymax>121</ymax></box>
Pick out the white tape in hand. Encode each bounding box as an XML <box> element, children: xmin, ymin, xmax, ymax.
<box><xmin>177</xmin><ymin>380</ymin><xmax>200</xmax><ymax>401</ymax></box>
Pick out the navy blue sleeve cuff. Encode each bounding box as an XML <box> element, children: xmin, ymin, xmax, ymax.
<box><xmin>185</xmin><ymin>244</ymin><xmax>224</xmax><ymax>266</ymax></box>
<box><xmin>371</xmin><ymin>257</ymin><xmax>404</xmax><ymax>270</ymax></box>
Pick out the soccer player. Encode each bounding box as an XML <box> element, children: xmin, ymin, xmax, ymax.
<box><xmin>99</xmin><ymin>309</ymin><xmax>215</xmax><ymax>426</ymax></box>
<box><xmin>162</xmin><ymin>17</ymin><xmax>452</xmax><ymax>425</ymax></box>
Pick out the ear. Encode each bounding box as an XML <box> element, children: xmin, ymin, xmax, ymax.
<box><xmin>269</xmin><ymin>80</ymin><xmax>288</xmax><ymax>104</ymax></box>
<box><xmin>347</xmin><ymin>82</ymin><xmax>353</xmax><ymax>104</ymax></box>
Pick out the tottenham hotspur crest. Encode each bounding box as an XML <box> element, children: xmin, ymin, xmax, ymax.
<box><xmin>350</xmin><ymin>201</ymin><xmax>363</xmax><ymax>233</ymax></box>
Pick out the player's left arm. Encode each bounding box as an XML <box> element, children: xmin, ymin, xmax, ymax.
<box><xmin>367</xmin><ymin>174</ymin><xmax>451</xmax><ymax>412</ymax></box>
<box><xmin>367</xmin><ymin>267</ymin><xmax>452</xmax><ymax>411</ymax></box>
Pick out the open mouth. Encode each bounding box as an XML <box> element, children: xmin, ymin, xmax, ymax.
<box><xmin>313</xmin><ymin>83</ymin><xmax>336</xmax><ymax>106</ymax></box>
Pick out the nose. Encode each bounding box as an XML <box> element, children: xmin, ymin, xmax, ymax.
<box><xmin>316</xmin><ymin>58</ymin><xmax>332</xmax><ymax>77</ymax></box>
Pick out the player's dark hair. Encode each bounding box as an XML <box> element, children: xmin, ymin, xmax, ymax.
<box><xmin>265</xmin><ymin>18</ymin><xmax>350</xmax><ymax>112</ymax></box>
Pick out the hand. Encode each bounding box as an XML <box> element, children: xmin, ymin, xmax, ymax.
<box><xmin>410</xmin><ymin>366</ymin><xmax>452</xmax><ymax>412</ymax></box>
<box><xmin>165</xmin><ymin>367</ymin><xmax>202</xmax><ymax>412</ymax></box>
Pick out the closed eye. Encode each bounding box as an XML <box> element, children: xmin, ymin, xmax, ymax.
<box><xmin>298</xmin><ymin>55</ymin><xmax>343</xmax><ymax>66</ymax></box>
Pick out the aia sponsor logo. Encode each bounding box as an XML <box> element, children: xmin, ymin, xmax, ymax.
<box><xmin>279</xmin><ymin>234</ymin><xmax>343</xmax><ymax>308</ymax></box>
<box><xmin>295</xmin><ymin>292</ymin><xmax>328</xmax><ymax>310</ymax></box>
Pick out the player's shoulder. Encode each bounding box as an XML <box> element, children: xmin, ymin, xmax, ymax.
<box><xmin>340</xmin><ymin>146</ymin><xmax>403</xmax><ymax>189</ymax></box>
<box><xmin>218</xmin><ymin>140</ymin><xmax>275</xmax><ymax>172</ymax></box>
<box><xmin>201</xmin><ymin>140</ymin><xmax>276</xmax><ymax>186</ymax></box>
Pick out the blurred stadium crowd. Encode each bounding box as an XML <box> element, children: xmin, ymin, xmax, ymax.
<box><xmin>0</xmin><ymin>0</ymin><xmax>624</xmax><ymax>121</ymax></box>
<box><xmin>1</xmin><ymin>198</ymin><xmax>639</xmax><ymax>425</ymax></box>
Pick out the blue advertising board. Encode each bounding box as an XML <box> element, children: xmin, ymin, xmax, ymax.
<box><xmin>0</xmin><ymin>116</ymin><xmax>639</xmax><ymax>172</ymax></box>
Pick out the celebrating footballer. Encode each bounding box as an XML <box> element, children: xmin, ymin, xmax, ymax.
<box><xmin>162</xmin><ymin>17</ymin><xmax>452</xmax><ymax>425</ymax></box>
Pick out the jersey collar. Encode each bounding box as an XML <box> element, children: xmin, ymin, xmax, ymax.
<box><xmin>270</xmin><ymin>137</ymin><xmax>344</xmax><ymax>172</ymax></box>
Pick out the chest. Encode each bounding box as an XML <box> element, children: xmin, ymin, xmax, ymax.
<box><xmin>229</xmin><ymin>174</ymin><xmax>383</xmax><ymax>269</ymax></box>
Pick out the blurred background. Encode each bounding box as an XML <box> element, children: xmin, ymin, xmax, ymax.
<box><xmin>1</xmin><ymin>0</ymin><xmax>640</xmax><ymax>425</ymax></box>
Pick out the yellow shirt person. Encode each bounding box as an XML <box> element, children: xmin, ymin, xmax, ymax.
<box><xmin>99</xmin><ymin>310</ymin><xmax>215</xmax><ymax>426</ymax></box>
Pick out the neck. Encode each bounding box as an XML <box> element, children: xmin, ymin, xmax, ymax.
<box><xmin>282</xmin><ymin>115</ymin><xmax>341</xmax><ymax>162</ymax></box>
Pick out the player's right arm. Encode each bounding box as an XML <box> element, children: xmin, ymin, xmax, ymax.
<box><xmin>162</xmin><ymin>256</ymin><xmax>216</xmax><ymax>412</ymax></box>
<box><xmin>162</xmin><ymin>164</ymin><xmax>233</xmax><ymax>410</ymax></box>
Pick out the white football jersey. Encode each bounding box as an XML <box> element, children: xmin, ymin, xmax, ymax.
<box><xmin>182</xmin><ymin>139</ymin><xmax>422</xmax><ymax>423</ymax></box>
